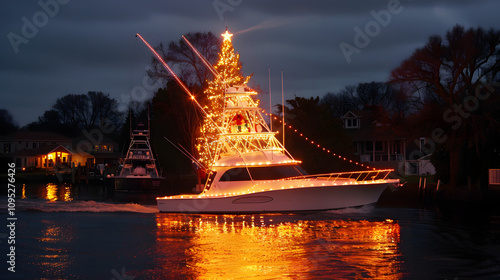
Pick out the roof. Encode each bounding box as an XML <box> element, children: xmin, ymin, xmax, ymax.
<box><xmin>344</xmin><ymin>124</ymin><xmax>406</xmax><ymax>141</ymax></box>
<box><xmin>343</xmin><ymin>106</ymin><xmax>406</xmax><ymax>141</ymax></box>
<box><xmin>72</xmin><ymin>133</ymin><xmax>119</xmax><ymax>146</ymax></box>
<box><xmin>342</xmin><ymin>111</ymin><xmax>360</xmax><ymax>119</ymax></box>
<box><xmin>12</xmin><ymin>144</ymin><xmax>73</xmax><ymax>157</ymax></box>
<box><xmin>0</xmin><ymin>131</ymin><xmax>72</xmax><ymax>142</ymax></box>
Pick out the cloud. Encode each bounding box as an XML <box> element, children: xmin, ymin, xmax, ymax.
<box><xmin>1</xmin><ymin>0</ymin><xmax>500</xmax><ymax>126</ymax></box>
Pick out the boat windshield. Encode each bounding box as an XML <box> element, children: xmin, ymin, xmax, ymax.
<box><xmin>219</xmin><ymin>165</ymin><xmax>308</xmax><ymax>182</ymax></box>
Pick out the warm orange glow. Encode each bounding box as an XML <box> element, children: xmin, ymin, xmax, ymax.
<box><xmin>197</xmin><ymin>29</ymin><xmax>252</xmax><ymax>167</ymax></box>
<box><xmin>64</xmin><ymin>186</ymin><xmax>72</xmax><ymax>202</ymax></box>
<box><xmin>39</xmin><ymin>222</ymin><xmax>75</xmax><ymax>276</ymax></box>
<box><xmin>44</xmin><ymin>183</ymin><xmax>73</xmax><ymax>202</ymax></box>
<box><xmin>46</xmin><ymin>183</ymin><xmax>57</xmax><ymax>201</ymax></box>
<box><xmin>154</xmin><ymin>214</ymin><xmax>403</xmax><ymax>279</ymax></box>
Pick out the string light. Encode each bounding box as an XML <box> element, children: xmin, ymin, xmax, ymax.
<box><xmin>261</xmin><ymin>111</ymin><xmax>375</xmax><ymax>170</ymax></box>
<box><xmin>156</xmin><ymin>168</ymin><xmax>394</xmax><ymax>200</ymax></box>
<box><xmin>197</xmin><ymin>29</ymin><xmax>252</xmax><ymax>167</ymax></box>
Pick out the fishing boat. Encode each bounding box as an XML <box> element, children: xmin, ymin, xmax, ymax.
<box><xmin>115</xmin><ymin>122</ymin><xmax>165</xmax><ymax>192</ymax></box>
<box><xmin>136</xmin><ymin>31</ymin><xmax>399</xmax><ymax>213</ymax></box>
<box><xmin>156</xmin><ymin>85</ymin><xmax>397</xmax><ymax>213</ymax></box>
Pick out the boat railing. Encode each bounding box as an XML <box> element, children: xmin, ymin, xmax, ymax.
<box><xmin>286</xmin><ymin>169</ymin><xmax>394</xmax><ymax>183</ymax></box>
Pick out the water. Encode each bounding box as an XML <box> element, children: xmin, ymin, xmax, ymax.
<box><xmin>1</xmin><ymin>183</ymin><xmax>500</xmax><ymax>279</ymax></box>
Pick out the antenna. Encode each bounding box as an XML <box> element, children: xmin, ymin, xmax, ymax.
<box><xmin>129</xmin><ymin>110</ymin><xmax>132</xmax><ymax>139</ymax></box>
<box><xmin>147</xmin><ymin>103</ymin><xmax>150</xmax><ymax>139</ymax></box>
<box><xmin>281</xmin><ymin>70</ymin><xmax>285</xmax><ymax>148</ymax></box>
<box><xmin>269</xmin><ymin>67</ymin><xmax>272</xmax><ymax>132</ymax></box>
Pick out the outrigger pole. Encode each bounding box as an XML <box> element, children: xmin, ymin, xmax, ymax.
<box><xmin>181</xmin><ymin>35</ymin><xmax>220</xmax><ymax>80</ymax></box>
<box><xmin>135</xmin><ymin>33</ymin><xmax>207</xmax><ymax>115</ymax></box>
<box><xmin>163</xmin><ymin>137</ymin><xmax>206</xmax><ymax>171</ymax></box>
<box><xmin>135</xmin><ymin>33</ymin><xmax>250</xmax><ymax>167</ymax></box>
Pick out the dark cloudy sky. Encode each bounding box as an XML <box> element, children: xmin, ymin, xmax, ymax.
<box><xmin>2</xmin><ymin>0</ymin><xmax>500</xmax><ymax>126</ymax></box>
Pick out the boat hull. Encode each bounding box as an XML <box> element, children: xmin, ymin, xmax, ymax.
<box><xmin>115</xmin><ymin>177</ymin><xmax>165</xmax><ymax>193</ymax></box>
<box><xmin>157</xmin><ymin>181</ymin><xmax>393</xmax><ymax>213</ymax></box>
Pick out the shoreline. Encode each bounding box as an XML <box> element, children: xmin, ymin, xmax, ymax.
<box><xmin>3</xmin><ymin>172</ymin><xmax>500</xmax><ymax>212</ymax></box>
<box><xmin>377</xmin><ymin>181</ymin><xmax>500</xmax><ymax>213</ymax></box>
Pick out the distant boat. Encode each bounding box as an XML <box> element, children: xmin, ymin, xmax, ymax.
<box><xmin>115</xmin><ymin>122</ymin><xmax>165</xmax><ymax>192</ymax></box>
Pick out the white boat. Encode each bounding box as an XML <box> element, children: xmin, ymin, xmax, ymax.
<box><xmin>136</xmin><ymin>31</ymin><xmax>399</xmax><ymax>213</ymax></box>
<box><xmin>156</xmin><ymin>85</ymin><xmax>398</xmax><ymax>213</ymax></box>
<box><xmin>115</xmin><ymin>122</ymin><xmax>165</xmax><ymax>192</ymax></box>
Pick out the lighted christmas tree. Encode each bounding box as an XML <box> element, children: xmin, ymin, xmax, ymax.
<box><xmin>197</xmin><ymin>29</ymin><xmax>251</xmax><ymax>166</ymax></box>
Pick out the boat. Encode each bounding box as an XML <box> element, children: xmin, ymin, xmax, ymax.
<box><xmin>156</xmin><ymin>85</ymin><xmax>398</xmax><ymax>213</ymax></box>
<box><xmin>114</xmin><ymin>122</ymin><xmax>165</xmax><ymax>192</ymax></box>
<box><xmin>136</xmin><ymin>31</ymin><xmax>399</xmax><ymax>213</ymax></box>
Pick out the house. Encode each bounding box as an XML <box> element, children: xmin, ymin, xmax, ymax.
<box><xmin>342</xmin><ymin>105</ymin><xmax>435</xmax><ymax>175</ymax></box>
<box><xmin>342</xmin><ymin>106</ymin><xmax>406</xmax><ymax>170</ymax></box>
<box><xmin>73</xmin><ymin>133</ymin><xmax>121</xmax><ymax>166</ymax></box>
<box><xmin>1</xmin><ymin>131</ymin><xmax>73</xmax><ymax>169</ymax></box>
<box><xmin>0</xmin><ymin>131</ymin><xmax>94</xmax><ymax>170</ymax></box>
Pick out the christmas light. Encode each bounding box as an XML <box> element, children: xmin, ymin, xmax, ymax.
<box><xmin>196</xmin><ymin>29</ymin><xmax>291</xmax><ymax>170</ymax></box>
<box><xmin>156</xmin><ymin>168</ymin><xmax>394</xmax><ymax>200</ymax></box>
<box><xmin>261</xmin><ymin>111</ymin><xmax>375</xmax><ymax>170</ymax></box>
<box><xmin>197</xmin><ymin>29</ymin><xmax>252</xmax><ymax>167</ymax></box>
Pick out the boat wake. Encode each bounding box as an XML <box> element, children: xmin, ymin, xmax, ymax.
<box><xmin>14</xmin><ymin>199</ymin><xmax>158</xmax><ymax>213</ymax></box>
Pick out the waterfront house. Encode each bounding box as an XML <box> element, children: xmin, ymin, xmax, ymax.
<box><xmin>341</xmin><ymin>105</ymin><xmax>435</xmax><ymax>175</ymax></box>
<box><xmin>72</xmin><ymin>133</ymin><xmax>121</xmax><ymax>166</ymax></box>
<box><xmin>0</xmin><ymin>131</ymin><xmax>95</xmax><ymax>170</ymax></box>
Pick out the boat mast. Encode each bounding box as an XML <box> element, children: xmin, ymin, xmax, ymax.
<box><xmin>269</xmin><ymin>67</ymin><xmax>272</xmax><ymax>132</ymax></box>
<box><xmin>281</xmin><ymin>70</ymin><xmax>285</xmax><ymax>149</ymax></box>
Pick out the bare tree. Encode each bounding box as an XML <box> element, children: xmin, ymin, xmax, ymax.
<box><xmin>147</xmin><ymin>32</ymin><xmax>221</xmax><ymax>160</ymax></box>
<box><xmin>321</xmin><ymin>90</ymin><xmax>356</xmax><ymax>118</ymax></box>
<box><xmin>147</xmin><ymin>32</ymin><xmax>221</xmax><ymax>89</ymax></box>
<box><xmin>322</xmin><ymin>82</ymin><xmax>409</xmax><ymax>118</ymax></box>
<box><xmin>390</xmin><ymin>25</ymin><xmax>500</xmax><ymax>187</ymax></box>
<box><xmin>354</xmin><ymin>82</ymin><xmax>392</xmax><ymax>109</ymax></box>
<box><xmin>0</xmin><ymin>109</ymin><xmax>18</xmax><ymax>135</ymax></box>
<box><xmin>53</xmin><ymin>91</ymin><xmax>122</xmax><ymax>131</ymax></box>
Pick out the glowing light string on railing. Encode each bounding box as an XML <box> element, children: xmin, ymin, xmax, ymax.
<box><xmin>261</xmin><ymin>111</ymin><xmax>375</xmax><ymax>170</ymax></box>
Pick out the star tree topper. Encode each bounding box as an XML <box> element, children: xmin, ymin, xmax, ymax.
<box><xmin>222</xmin><ymin>29</ymin><xmax>233</xmax><ymax>41</ymax></box>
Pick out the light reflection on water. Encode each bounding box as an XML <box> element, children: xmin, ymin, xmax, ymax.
<box><xmin>155</xmin><ymin>214</ymin><xmax>404</xmax><ymax>279</ymax></box>
<box><xmin>42</xmin><ymin>183</ymin><xmax>73</xmax><ymax>202</ymax></box>
<box><xmin>33</xmin><ymin>220</ymin><xmax>76</xmax><ymax>278</ymax></box>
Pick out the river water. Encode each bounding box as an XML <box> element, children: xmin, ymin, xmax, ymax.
<box><xmin>1</xmin><ymin>182</ymin><xmax>500</xmax><ymax>279</ymax></box>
